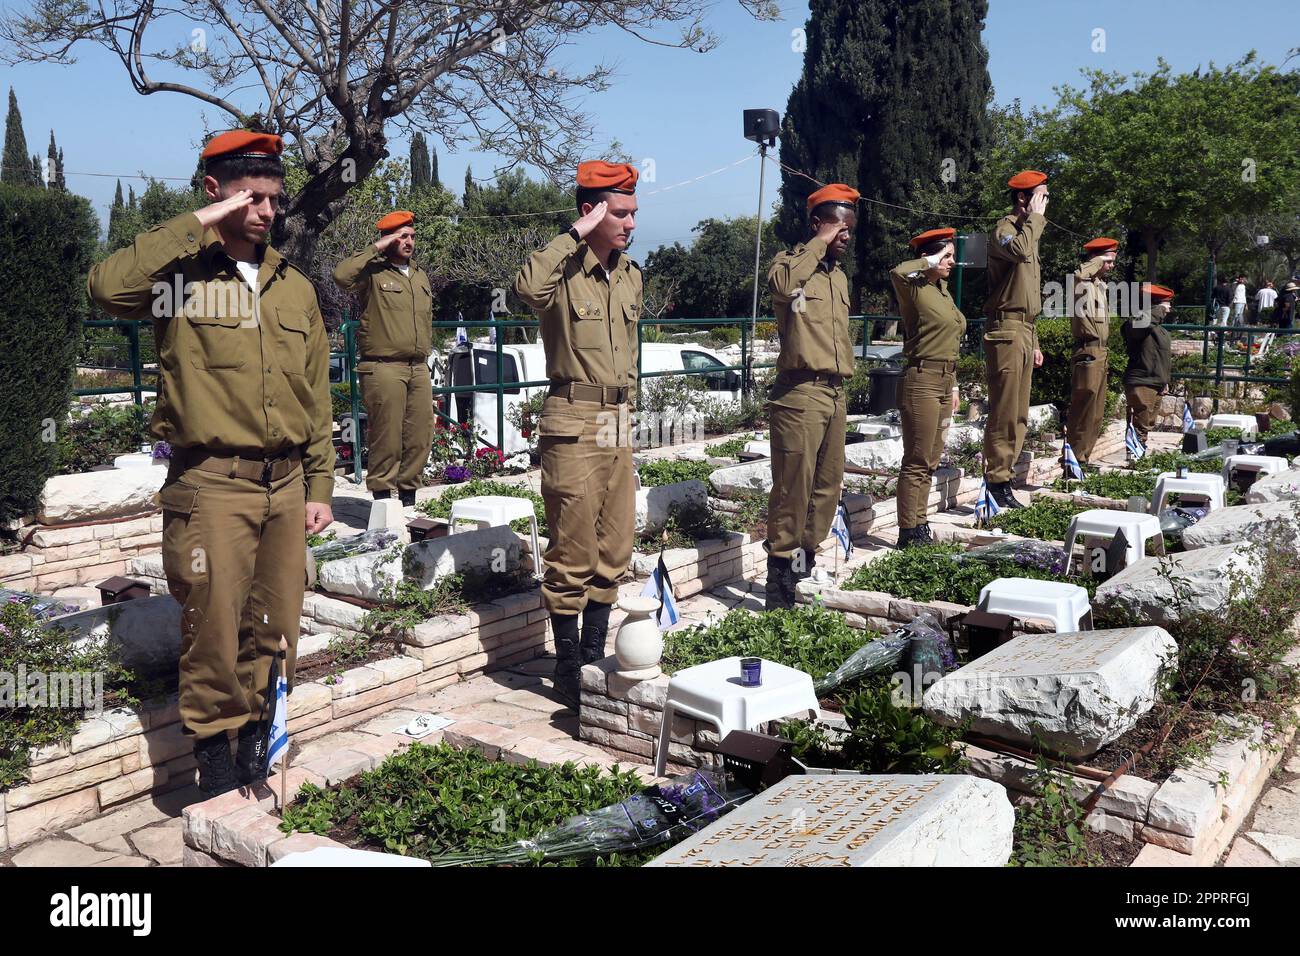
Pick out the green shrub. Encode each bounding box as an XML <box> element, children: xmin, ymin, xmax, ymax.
<box><xmin>330</xmin><ymin>384</ymin><xmax>355</xmax><ymax>419</ymax></box>
<box><xmin>662</xmin><ymin>604</ymin><xmax>872</xmax><ymax>678</ymax></box>
<box><xmin>989</xmin><ymin>498</ymin><xmax>1090</xmax><ymax>541</ymax></box>
<box><xmin>1009</xmin><ymin>763</ymin><xmax>1100</xmax><ymax>867</ymax></box>
<box><xmin>1052</xmin><ymin>470</ymin><xmax>1156</xmax><ymax>500</ymax></box>
<box><xmin>640</xmin><ymin>500</ymin><xmax>732</xmax><ymax>550</ymax></box>
<box><xmin>844</xmin><ymin>541</ymin><xmax>1094</xmax><ymax>606</ymax></box>
<box><xmin>1</xmin><ymin>599</ymin><xmax>136</xmax><ymax>790</ymax></box>
<box><xmin>637</xmin><ymin>458</ymin><xmax>715</xmax><ymax>487</ymax></box>
<box><xmin>0</xmin><ymin>182</ymin><xmax>98</xmax><ymax>527</ymax></box>
<box><xmin>704</xmin><ymin>436</ymin><xmax>749</xmax><ymax>458</ymax></box>
<box><xmin>845</xmin><ymin>362</ymin><xmax>872</xmax><ymax>415</ymax></box>
<box><xmin>280</xmin><ymin>742</ymin><xmax>647</xmax><ymax>865</ymax></box>
<box><xmin>707</xmin><ymin>326</ymin><xmax>741</xmax><ymax>347</ymax></box>
<box><xmin>54</xmin><ymin>403</ymin><xmax>152</xmax><ymax>474</ymax></box>
<box><xmin>1205</xmin><ymin>426</ymin><xmax>1246</xmax><ymax>446</ymax></box>
<box><xmin>417</xmin><ymin>479</ymin><xmax>548</xmax><ymax>537</ymax></box>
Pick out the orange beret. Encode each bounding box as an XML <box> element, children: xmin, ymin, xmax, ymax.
<box><xmin>1083</xmin><ymin>237</ymin><xmax>1118</xmax><ymax>253</ymax></box>
<box><xmin>376</xmin><ymin>211</ymin><xmax>415</xmax><ymax>233</ymax></box>
<box><xmin>807</xmin><ymin>183</ymin><xmax>860</xmax><ymax>212</ymax></box>
<box><xmin>1007</xmin><ymin>170</ymin><xmax>1048</xmax><ymax>190</ymax></box>
<box><xmin>910</xmin><ymin>227</ymin><xmax>956</xmax><ymax>249</ymax></box>
<box><xmin>1143</xmin><ymin>283</ymin><xmax>1175</xmax><ymax>303</ymax></box>
<box><xmin>576</xmin><ymin>160</ymin><xmax>638</xmax><ymax>193</ymax></box>
<box><xmin>201</xmin><ymin>130</ymin><xmax>283</xmax><ymax>162</ymax></box>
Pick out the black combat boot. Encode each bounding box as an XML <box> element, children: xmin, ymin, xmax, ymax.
<box><xmin>551</xmin><ymin>613</ymin><xmax>582</xmax><ymax>708</ymax></box>
<box><xmin>896</xmin><ymin>526</ymin><xmax>919</xmax><ymax>550</ymax></box>
<box><xmin>989</xmin><ymin>481</ymin><xmax>1024</xmax><ymax>510</ymax></box>
<box><xmin>372</xmin><ymin>489</ymin><xmax>391</xmax><ymax>500</ymax></box>
<box><xmin>914</xmin><ymin>523</ymin><xmax>934</xmax><ymax>545</ymax></box>
<box><xmin>579</xmin><ymin>600</ymin><xmax>613</xmax><ymax>665</ymax></box>
<box><xmin>194</xmin><ymin>732</ymin><xmax>240</xmax><ymax>797</ymax></box>
<box><xmin>764</xmin><ymin>555</ymin><xmax>797</xmax><ymax>611</ymax></box>
<box><xmin>398</xmin><ymin>488</ymin><xmax>416</xmax><ymax>507</ymax></box>
<box><xmin>235</xmin><ymin>720</ymin><xmax>268</xmax><ymax>785</ymax></box>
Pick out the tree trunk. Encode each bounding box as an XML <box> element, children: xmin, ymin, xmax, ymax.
<box><xmin>1142</xmin><ymin>227</ymin><xmax>1159</xmax><ymax>281</ymax></box>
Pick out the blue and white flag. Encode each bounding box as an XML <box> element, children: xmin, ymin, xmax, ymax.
<box><xmin>266</xmin><ymin>665</ymin><xmax>288</xmax><ymax>771</ymax></box>
<box><xmin>455</xmin><ymin>326</ymin><xmax>469</xmax><ymax>346</ymax></box>
<box><xmin>1062</xmin><ymin>440</ymin><xmax>1083</xmax><ymax>480</ymax></box>
<box><xmin>974</xmin><ymin>478</ymin><xmax>1000</xmax><ymax>523</ymax></box>
<box><xmin>639</xmin><ymin>554</ymin><xmax>679</xmax><ymax>630</ymax></box>
<box><xmin>489</xmin><ymin>323</ymin><xmax>497</xmax><ymax>345</ymax></box>
<box><xmin>1125</xmin><ymin>422</ymin><xmax>1147</xmax><ymax>460</ymax></box>
<box><xmin>1182</xmin><ymin>403</ymin><xmax>1195</xmax><ymax>433</ymax></box>
<box><xmin>831</xmin><ymin>500</ymin><xmax>853</xmax><ymax>559</ymax></box>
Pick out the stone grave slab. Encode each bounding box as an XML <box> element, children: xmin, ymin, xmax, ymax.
<box><xmin>923</xmin><ymin>626</ymin><xmax>1177</xmax><ymax>758</ymax></box>
<box><xmin>318</xmin><ymin>526</ymin><xmax>520</xmax><ymax>602</ymax></box>
<box><xmin>1094</xmin><ymin>543</ymin><xmax>1259</xmax><ymax>625</ymax></box>
<box><xmin>1244</xmin><ymin>468</ymin><xmax>1300</xmax><ymax>504</ymax></box>
<box><xmin>60</xmin><ymin>595</ymin><xmax>182</xmax><ymax>678</ymax></box>
<box><xmin>844</xmin><ymin>437</ymin><xmax>905</xmax><ymax>471</ymax></box>
<box><xmin>635</xmin><ymin>479</ymin><xmax>708</xmax><ymax>533</ymax></box>
<box><xmin>708</xmin><ymin>459</ymin><xmax>773</xmax><ymax>497</ymax></box>
<box><xmin>647</xmin><ymin>774</ymin><xmax>1013</xmax><ymax>867</ymax></box>
<box><xmin>1182</xmin><ymin>500</ymin><xmax>1300</xmax><ymax>550</ymax></box>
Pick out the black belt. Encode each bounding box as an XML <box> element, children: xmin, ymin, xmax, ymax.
<box><xmin>361</xmin><ymin>355</ymin><xmax>426</xmax><ymax>364</ymax></box>
<box><xmin>781</xmin><ymin>369</ymin><xmax>845</xmax><ymax>387</ymax></box>
<box><xmin>907</xmin><ymin>358</ymin><xmax>957</xmax><ymax>373</ymax></box>
<box><xmin>172</xmin><ymin>446</ymin><xmax>303</xmax><ymax>483</ymax></box>
<box><xmin>548</xmin><ymin>382</ymin><xmax>628</xmax><ymax>405</ymax></box>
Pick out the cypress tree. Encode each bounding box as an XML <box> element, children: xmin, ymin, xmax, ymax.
<box><xmin>46</xmin><ymin>131</ymin><xmax>62</xmax><ymax>190</ymax></box>
<box><xmin>410</xmin><ymin>132</ymin><xmax>431</xmax><ymax>191</ymax></box>
<box><xmin>3</xmin><ymin>88</ymin><xmax>36</xmax><ymax>186</ymax></box>
<box><xmin>463</xmin><ymin>165</ymin><xmax>477</xmax><ymax>208</ymax></box>
<box><xmin>430</xmin><ymin>143</ymin><xmax>440</xmax><ymax>188</ymax></box>
<box><xmin>31</xmin><ymin>153</ymin><xmax>43</xmax><ymax>188</ymax></box>
<box><xmin>776</xmin><ymin>0</ymin><xmax>991</xmax><ymax>305</ymax></box>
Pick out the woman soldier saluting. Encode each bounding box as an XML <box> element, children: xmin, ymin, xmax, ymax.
<box><xmin>890</xmin><ymin>228</ymin><xmax>965</xmax><ymax>549</ymax></box>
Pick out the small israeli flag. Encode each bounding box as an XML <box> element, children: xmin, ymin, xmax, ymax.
<box><xmin>639</xmin><ymin>554</ymin><xmax>679</xmax><ymax>630</ymax></box>
<box><xmin>831</xmin><ymin>500</ymin><xmax>853</xmax><ymax>559</ymax></box>
<box><xmin>455</xmin><ymin>326</ymin><xmax>468</xmax><ymax>346</ymax></box>
<box><xmin>1062</xmin><ymin>440</ymin><xmax>1083</xmax><ymax>480</ymax></box>
<box><xmin>1182</xmin><ymin>403</ymin><xmax>1195</xmax><ymax>433</ymax></box>
<box><xmin>1125</xmin><ymin>422</ymin><xmax>1147</xmax><ymax>460</ymax></box>
<box><xmin>266</xmin><ymin>664</ymin><xmax>288</xmax><ymax>771</ymax></box>
<box><xmin>974</xmin><ymin>478</ymin><xmax>1000</xmax><ymax>523</ymax></box>
<box><xmin>489</xmin><ymin>323</ymin><xmax>497</xmax><ymax>345</ymax></box>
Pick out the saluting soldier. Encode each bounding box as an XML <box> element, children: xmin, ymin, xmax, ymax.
<box><xmin>1122</xmin><ymin>283</ymin><xmax>1175</xmax><ymax>451</ymax></box>
<box><xmin>512</xmin><ymin>161</ymin><xmax>642</xmax><ymax>706</ymax></box>
<box><xmin>334</xmin><ymin>211</ymin><xmax>435</xmax><ymax>507</ymax></box>
<box><xmin>1065</xmin><ymin>237</ymin><xmax>1118</xmax><ymax>473</ymax></box>
<box><xmin>88</xmin><ymin>131</ymin><xmax>335</xmax><ymax>795</ymax></box>
<box><xmin>982</xmin><ymin>170</ymin><xmax>1050</xmax><ymax>509</ymax></box>
<box><xmin>764</xmin><ymin>184</ymin><xmax>858</xmax><ymax>610</ymax></box>
<box><xmin>890</xmin><ymin>227</ymin><xmax>965</xmax><ymax>549</ymax></box>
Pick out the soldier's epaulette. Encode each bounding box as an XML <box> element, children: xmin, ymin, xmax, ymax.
<box><xmin>625</xmin><ymin>257</ymin><xmax>642</xmax><ymax>274</ymax></box>
<box><xmin>282</xmin><ymin>259</ymin><xmax>313</xmax><ymax>283</ymax></box>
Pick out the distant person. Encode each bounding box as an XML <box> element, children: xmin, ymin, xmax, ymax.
<box><xmin>1279</xmin><ymin>282</ymin><xmax>1298</xmax><ymax>330</ymax></box>
<box><xmin>1231</xmin><ymin>275</ymin><xmax>1247</xmax><ymax>334</ymax></box>
<box><xmin>1065</xmin><ymin>237</ymin><xmax>1118</xmax><ymax>473</ymax></box>
<box><xmin>1212</xmin><ymin>276</ymin><xmax>1232</xmax><ymax>325</ymax></box>
<box><xmin>1254</xmin><ymin>279</ymin><xmax>1277</xmax><ymax>324</ymax></box>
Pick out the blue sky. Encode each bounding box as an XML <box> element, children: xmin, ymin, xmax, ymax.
<box><xmin>5</xmin><ymin>1</ymin><xmax>1296</xmax><ymax>254</ymax></box>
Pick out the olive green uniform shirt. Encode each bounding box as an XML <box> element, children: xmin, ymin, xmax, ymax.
<box><xmin>1072</xmin><ymin>256</ymin><xmax>1110</xmax><ymax>345</ymax></box>
<box><xmin>87</xmin><ymin>211</ymin><xmax>336</xmax><ymax>504</ymax></box>
<box><xmin>890</xmin><ymin>257</ymin><xmax>967</xmax><ymax>362</ymax></box>
<box><xmin>1122</xmin><ymin>317</ymin><xmax>1172</xmax><ymax>389</ymax></box>
<box><xmin>333</xmin><ymin>248</ymin><xmax>433</xmax><ymax>360</ymax></box>
<box><xmin>985</xmin><ymin>211</ymin><xmax>1047</xmax><ymax>348</ymax></box>
<box><xmin>768</xmin><ymin>237</ymin><xmax>855</xmax><ymax>377</ymax></box>
<box><xmin>513</xmin><ymin>232</ymin><xmax>642</xmax><ymax>398</ymax></box>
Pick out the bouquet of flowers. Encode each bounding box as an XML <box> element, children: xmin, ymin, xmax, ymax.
<box><xmin>442</xmin><ymin>463</ymin><xmax>471</xmax><ymax>483</ymax></box>
<box><xmin>308</xmin><ymin>528</ymin><xmax>400</xmax><ymax>564</ymax></box>
<box><xmin>424</xmin><ymin>769</ymin><xmax>752</xmax><ymax>866</ymax></box>
<box><xmin>471</xmin><ymin>446</ymin><xmax>505</xmax><ymax>478</ymax></box>
<box><xmin>952</xmin><ymin>538</ymin><xmax>1068</xmax><ymax>575</ymax></box>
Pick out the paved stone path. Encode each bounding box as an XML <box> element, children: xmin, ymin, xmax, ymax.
<box><xmin>1221</xmin><ymin>742</ymin><xmax>1300</xmax><ymax>866</ymax></box>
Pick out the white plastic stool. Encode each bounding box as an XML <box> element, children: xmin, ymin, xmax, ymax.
<box><xmin>1063</xmin><ymin>509</ymin><xmax>1164</xmax><ymax>572</ymax></box>
<box><xmin>448</xmin><ymin>495</ymin><xmax>543</xmax><ymax>577</ymax></box>
<box><xmin>978</xmin><ymin>578</ymin><xmax>1093</xmax><ymax>633</ymax></box>
<box><xmin>1222</xmin><ymin>455</ymin><xmax>1289</xmax><ymax>487</ymax></box>
<box><xmin>1207</xmin><ymin>413</ymin><xmax>1259</xmax><ymax>438</ymax></box>
<box><xmin>653</xmin><ymin>656</ymin><xmax>818</xmax><ymax>776</ymax></box>
<box><xmin>1150</xmin><ymin>472</ymin><xmax>1225</xmax><ymax>514</ymax></box>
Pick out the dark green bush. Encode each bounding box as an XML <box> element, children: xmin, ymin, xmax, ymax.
<box><xmin>0</xmin><ymin>182</ymin><xmax>98</xmax><ymax>527</ymax></box>
<box><xmin>637</xmin><ymin>458</ymin><xmax>715</xmax><ymax>487</ymax></box>
<box><xmin>662</xmin><ymin>604</ymin><xmax>871</xmax><ymax>678</ymax></box>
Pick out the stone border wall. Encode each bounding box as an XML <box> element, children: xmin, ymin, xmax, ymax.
<box><xmin>0</xmin><ymin>588</ymin><xmax>553</xmax><ymax>852</ymax></box>
<box><xmin>0</xmin><ymin>512</ymin><xmax>163</xmax><ymax>592</ymax></box>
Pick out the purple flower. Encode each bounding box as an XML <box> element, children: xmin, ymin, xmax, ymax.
<box><xmin>151</xmin><ymin>441</ymin><xmax>172</xmax><ymax>460</ymax></box>
<box><xmin>443</xmin><ymin>464</ymin><xmax>471</xmax><ymax>483</ymax></box>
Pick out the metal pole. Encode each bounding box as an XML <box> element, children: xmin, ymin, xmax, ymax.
<box><xmin>125</xmin><ymin>321</ymin><xmax>142</xmax><ymax>408</ymax></box>
<box><xmin>747</xmin><ymin>142</ymin><xmax>769</xmax><ymax>399</ymax></box>
<box><xmin>953</xmin><ymin>234</ymin><xmax>966</xmax><ymax>313</ymax></box>
<box><xmin>495</xmin><ymin>314</ymin><xmax>505</xmax><ymax>454</ymax></box>
<box><xmin>344</xmin><ymin>310</ymin><xmax>363</xmax><ymax>484</ymax></box>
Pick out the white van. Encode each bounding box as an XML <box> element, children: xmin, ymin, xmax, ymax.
<box><xmin>438</xmin><ymin>340</ymin><xmax>740</xmax><ymax>454</ymax></box>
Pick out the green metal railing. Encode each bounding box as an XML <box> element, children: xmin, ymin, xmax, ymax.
<box><xmin>79</xmin><ymin>309</ymin><xmax>1297</xmax><ymax>480</ymax></box>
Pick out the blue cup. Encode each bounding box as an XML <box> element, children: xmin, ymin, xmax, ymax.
<box><xmin>740</xmin><ymin>657</ymin><xmax>762</xmax><ymax>687</ymax></box>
